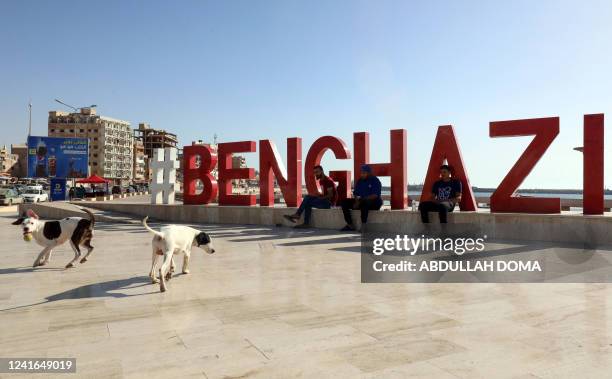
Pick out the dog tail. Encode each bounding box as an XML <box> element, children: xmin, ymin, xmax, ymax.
<box><xmin>81</xmin><ymin>208</ymin><xmax>95</xmax><ymax>229</ymax></box>
<box><xmin>142</xmin><ymin>216</ymin><xmax>163</xmax><ymax>237</ymax></box>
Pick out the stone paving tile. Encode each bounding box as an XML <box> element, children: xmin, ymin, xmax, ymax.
<box><xmin>1</xmin><ymin>211</ymin><xmax>612</xmax><ymax>378</ymax></box>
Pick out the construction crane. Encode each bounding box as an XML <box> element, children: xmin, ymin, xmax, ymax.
<box><xmin>54</xmin><ymin>98</ymin><xmax>97</xmax><ymax>112</ymax></box>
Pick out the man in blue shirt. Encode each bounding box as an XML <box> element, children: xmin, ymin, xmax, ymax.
<box><xmin>340</xmin><ymin>164</ymin><xmax>383</xmax><ymax>231</ymax></box>
<box><xmin>419</xmin><ymin>164</ymin><xmax>462</xmax><ymax>223</ymax></box>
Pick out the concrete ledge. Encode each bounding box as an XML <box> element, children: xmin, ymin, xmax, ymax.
<box><xmin>69</xmin><ymin>202</ymin><xmax>612</xmax><ymax>246</ymax></box>
<box><xmin>18</xmin><ymin>203</ymin><xmax>93</xmax><ymax>220</ymax></box>
<box><xmin>17</xmin><ymin>203</ymin><xmax>135</xmax><ymax>223</ymax></box>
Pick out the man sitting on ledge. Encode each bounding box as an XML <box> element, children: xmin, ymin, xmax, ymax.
<box><xmin>284</xmin><ymin>165</ymin><xmax>337</xmax><ymax>228</ymax></box>
<box><xmin>340</xmin><ymin>164</ymin><xmax>382</xmax><ymax>232</ymax></box>
<box><xmin>419</xmin><ymin>164</ymin><xmax>462</xmax><ymax>223</ymax></box>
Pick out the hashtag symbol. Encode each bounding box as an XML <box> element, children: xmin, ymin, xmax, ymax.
<box><xmin>150</xmin><ymin>147</ymin><xmax>179</xmax><ymax>204</ymax></box>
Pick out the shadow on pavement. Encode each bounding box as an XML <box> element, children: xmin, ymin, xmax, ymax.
<box><xmin>0</xmin><ymin>276</ymin><xmax>156</xmax><ymax>312</ymax></box>
<box><xmin>0</xmin><ymin>266</ymin><xmax>65</xmax><ymax>275</ymax></box>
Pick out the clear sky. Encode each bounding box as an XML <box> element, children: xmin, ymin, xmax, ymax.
<box><xmin>1</xmin><ymin>0</ymin><xmax>612</xmax><ymax>188</ymax></box>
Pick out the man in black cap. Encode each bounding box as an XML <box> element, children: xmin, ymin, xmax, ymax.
<box><xmin>340</xmin><ymin>164</ymin><xmax>382</xmax><ymax>231</ymax></box>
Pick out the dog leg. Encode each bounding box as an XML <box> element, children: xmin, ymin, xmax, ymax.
<box><xmin>159</xmin><ymin>251</ymin><xmax>173</xmax><ymax>292</ymax></box>
<box><xmin>33</xmin><ymin>247</ymin><xmax>51</xmax><ymax>267</ymax></box>
<box><xmin>66</xmin><ymin>241</ymin><xmax>82</xmax><ymax>268</ymax></box>
<box><xmin>182</xmin><ymin>252</ymin><xmax>191</xmax><ymax>274</ymax></box>
<box><xmin>149</xmin><ymin>248</ymin><xmax>161</xmax><ymax>283</ymax></box>
<box><xmin>41</xmin><ymin>248</ymin><xmax>54</xmax><ymax>265</ymax></box>
<box><xmin>165</xmin><ymin>257</ymin><xmax>176</xmax><ymax>281</ymax></box>
<box><xmin>80</xmin><ymin>238</ymin><xmax>94</xmax><ymax>263</ymax></box>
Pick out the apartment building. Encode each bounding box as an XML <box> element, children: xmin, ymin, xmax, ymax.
<box><xmin>0</xmin><ymin>145</ymin><xmax>18</xmax><ymax>175</ymax></box>
<box><xmin>48</xmin><ymin>108</ymin><xmax>133</xmax><ymax>183</ymax></box>
<box><xmin>133</xmin><ymin>123</ymin><xmax>179</xmax><ymax>182</ymax></box>
<box><xmin>133</xmin><ymin>139</ymin><xmax>147</xmax><ymax>182</ymax></box>
<box><xmin>134</xmin><ymin>123</ymin><xmax>178</xmax><ymax>158</ymax></box>
<box><xmin>9</xmin><ymin>144</ymin><xmax>27</xmax><ymax>178</ymax></box>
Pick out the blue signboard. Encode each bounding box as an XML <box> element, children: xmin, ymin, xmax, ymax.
<box><xmin>27</xmin><ymin>136</ymin><xmax>89</xmax><ymax>178</ymax></box>
<box><xmin>50</xmin><ymin>178</ymin><xmax>67</xmax><ymax>201</ymax></box>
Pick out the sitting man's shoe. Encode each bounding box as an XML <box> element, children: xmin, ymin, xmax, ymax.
<box><xmin>294</xmin><ymin>223</ymin><xmax>311</xmax><ymax>229</ymax></box>
<box><xmin>283</xmin><ymin>214</ymin><xmax>299</xmax><ymax>223</ymax></box>
<box><xmin>340</xmin><ymin>224</ymin><xmax>355</xmax><ymax>231</ymax></box>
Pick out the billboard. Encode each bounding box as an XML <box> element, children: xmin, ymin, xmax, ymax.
<box><xmin>27</xmin><ymin>136</ymin><xmax>88</xmax><ymax>178</ymax></box>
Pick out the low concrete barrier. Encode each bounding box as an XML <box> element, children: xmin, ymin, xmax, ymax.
<box><xmin>74</xmin><ymin>202</ymin><xmax>612</xmax><ymax>246</ymax></box>
<box><xmin>79</xmin><ymin>191</ymin><xmax>148</xmax><ymax>202</ymax></box>
<box><xmin>17</xmin><ymin>203</ymin><xmax>133</xmax><ymax>223</ymax></box>
<box><xmin>18</xmin><ymin>203</ymin><xmax>95</xmax><ymax>220</ymax></box>
<box><xmin>17</xmin><ymin>200</ymin><xmax>612</xmax><ymax>245</ymax></box>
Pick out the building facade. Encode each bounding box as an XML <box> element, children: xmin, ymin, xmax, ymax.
<box><xmin>134</xmin><ymin>123</ymin><xmax>178</xmax><ymax>158</ymax></box>
<box><xmin>0</xmin><ymin>145</ymin><xmax>18</xmax><ymax>176</ymax></box>
<box><xmin>9</xmin><ymin>144</ymin><xmax>27</xmax><ymax>178</ymax></box>
<box><xmin>48</xmin><ymin>108</ymin><xmax>133</xmax><ymax>183</ymax></box>
<box><xmin>133</xmin><ymin>139</ymin><xmax>147</xmax><ymax>182</ymax></box>
<box><xmin>134</xmin><ymin>123</ymin><xmax>178</xmax><ymax>182</ymax></box>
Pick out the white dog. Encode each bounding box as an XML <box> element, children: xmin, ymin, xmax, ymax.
<box><xmin>142</xmin><ymin>217</ymin><xmax>215</xmax><ymax>292</ymax></box>
<box><xmin>13</xmin><ymin>208</ymin><xmax>95</xmax><ymax>268</ymax></box>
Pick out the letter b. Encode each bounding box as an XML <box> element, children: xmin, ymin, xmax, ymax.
<box><xmin>183</xmin><ymin>145</ymin><xmax>218</xmax><ymax>204</ymax></box>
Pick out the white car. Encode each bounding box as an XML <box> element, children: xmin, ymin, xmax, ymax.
<box><xmin>22</xmin><ymin>186</ymin><xmax>49</xmax><ymax>203</ymax></box>
<box><xmin>0</xmin><ymin>188</ymin><xmax>23</xmax><ymax>206</ymax></box>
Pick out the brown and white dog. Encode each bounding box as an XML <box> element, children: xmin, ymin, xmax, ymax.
<box><xmin>142</xmin><ymin>216</ymin><xmax>215</xmax><ymax>292</ymax></box>
<box><xmin>13</xmin><ymin>209</ymin><xmax>95</xmax><ymax>268</ymax></box>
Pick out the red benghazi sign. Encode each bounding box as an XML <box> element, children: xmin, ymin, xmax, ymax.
<box><xmin>183</xmin><ymin>114</ymin><xmax>605</xmax><ymax>215</ymax></box>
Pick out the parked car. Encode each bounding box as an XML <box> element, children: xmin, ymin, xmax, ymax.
<box><xmin>0</xmin><ymin>188</ymin><xmax>23</xmax><ymax>206</ymax></box>
<box><xmin>22</xmin><ymin>186</ymin><xmax>49</xmax><ymax>203</ymax></box>
<box><xmin>13</xmin><ymin>184</ymin><xmax>27</xmax><ymax>195</ymax></box>
<box><xmin>129</xmin><ymin>184</ymin><xmax>146</xmax><ymax>193</ymax></box>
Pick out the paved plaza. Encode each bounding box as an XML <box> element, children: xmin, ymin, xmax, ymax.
<box><xmin>1</xmin><ymin>207</ymin><xmax>612</xmax><ymax>378</ymax></box>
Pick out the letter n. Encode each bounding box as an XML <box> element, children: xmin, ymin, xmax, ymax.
<box><xmin>259</xmin><ymin>138</ymin><xmax>302</xmax><ymax>207</ymax></box>
<box><xmin>354</xmin><ymin>129</ymin><xmax>407</xmax><ymax>209</ymax></box>
<box><xmin>583</xmin><ymin>114</ymin><xmax>604</xmax><ymax>215</ymax></box>
<box><xmin>183</xmin><ymin>145</ymin><xmax>218</xmax><ymax>205</ymax></box>
<box><xmin>218</xmin><ymin>141</ymin><xmax>256</xmax><ymax>206</ymax></box>
<box><xmin>419</xmin><ymin>125</ymin><xmax>477</xmax><ymax>211</ymax></box>
<box><xmin>489</xmin><ymin>117</ymin><xmax>560</xmax><ymax>213</ymax></box>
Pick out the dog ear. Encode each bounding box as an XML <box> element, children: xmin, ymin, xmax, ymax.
<box><xmin>12</xmin><ymin>217</ymin><xmax>25</xmax><ymax>225</ymax></box>
<box><xmin>195</xmin><ymin>232</ymin><xmax>211</xmax><ymax>246</ymax></box>
<box><xmin>26</xmin><ymin>209</ymin><xmax>39</xmax><ymax>219</ymax></box>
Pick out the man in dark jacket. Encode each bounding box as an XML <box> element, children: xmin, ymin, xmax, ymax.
<box><xmin>340</xmin><ymin>164</ymin><xmax>382</xmax><ymax>231</ymax></box>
